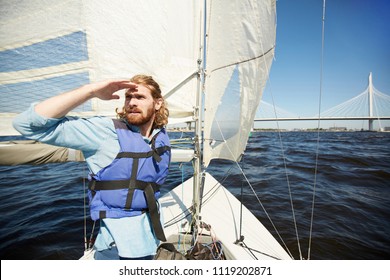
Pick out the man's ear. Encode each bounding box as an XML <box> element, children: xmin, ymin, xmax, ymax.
<box><xmin>155</xmin><ymin>98</ymin><xmax>163</xmax><ymax>110</ymax></box>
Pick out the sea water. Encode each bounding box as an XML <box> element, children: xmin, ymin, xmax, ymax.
<box><xmin>0</xmin><ymin>132</ymin><xmax>389</xmax><ymax>260</ymax></box>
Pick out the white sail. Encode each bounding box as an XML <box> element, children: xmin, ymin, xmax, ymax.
<box><xmin>1</xmin><ymin>0</ymin><xmax>289</xmax><ymax>260</ymax></box>
<box><xmin>0</xmin><ymin>0</ymin><xmax>201</xmax><ymax>135</ymax></box>
<box><xmin>203</xmin><ymin>0</ymin><xmax>276</xmax><ymax>166</ymax></box>
<box><xmin>1</xmin><ymin>0</ymin><xmax>276</xmax><ymax>167</ymax></box>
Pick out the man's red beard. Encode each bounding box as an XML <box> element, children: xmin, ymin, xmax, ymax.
<box><xmin>125</xmin><ymin>107</ymin><xmax>155</xmax><ymax>126</ymax></box>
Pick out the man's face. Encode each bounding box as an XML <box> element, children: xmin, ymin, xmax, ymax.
<box><xmin>124</xmin><ymin>84</ymin><xmax>161</xmax><ymax>127</ymax></box>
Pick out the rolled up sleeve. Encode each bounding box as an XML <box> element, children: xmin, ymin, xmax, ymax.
<box><xmin>13</xmin><ymin>103</ymin><xmax>115</xmax><ymax>154</ymax></box>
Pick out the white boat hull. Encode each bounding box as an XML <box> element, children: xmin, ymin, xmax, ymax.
<box><xmin>160</xmin><ymin>172</ymin><xmax>292</xmax><ymax>260</ymax></box>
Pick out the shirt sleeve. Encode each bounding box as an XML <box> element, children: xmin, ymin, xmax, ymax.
<box><xmin>13</xmin><ymin>103</ymin><xmax>117</xmax><ymax>157</ymax></box>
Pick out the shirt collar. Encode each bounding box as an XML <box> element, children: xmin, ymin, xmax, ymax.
<box><xmin>123</xmin><ymin>120</ymin><xmax>161</xmax><ymax>144</ymax></box>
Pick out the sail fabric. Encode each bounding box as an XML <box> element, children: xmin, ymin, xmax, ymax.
<box><xmin>0</xmin><ymin>0</ymin><xmax>201</xmax><ymax>135</ymax></box>
<box><xmin>0</xmin><ymin>0</ymin><xmax>277</xmax><ymax>168</ymax></box>
<box><xmin>203</xmin><ymin>0</ymin><xmax>276</xmax><ymax>166</ymax></box>
<box><xmin>0</xmin><ymin>140</ymin><xmax>84</xmax><ymax>165</ymax></box>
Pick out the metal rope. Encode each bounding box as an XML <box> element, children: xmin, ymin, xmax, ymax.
<box><xmin>308</xmin><ymin>0</ymin><xmax>327</xmax><ymax>260</ymax></box>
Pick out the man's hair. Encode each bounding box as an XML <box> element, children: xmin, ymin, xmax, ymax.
<box><xmin>116</xmin><ymin>74</ymin><xmax>169</xmax><ymax>129</ymax></box>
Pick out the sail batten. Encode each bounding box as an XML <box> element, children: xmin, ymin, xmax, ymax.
<box><xmin>209</xmin><ymin>46</ymin><xmax>275</xmax><ymax>74</ymax></box>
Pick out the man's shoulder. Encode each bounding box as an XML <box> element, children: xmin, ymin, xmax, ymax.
<box><xmin>83</xmin><ymin>116</ymin><xmax>116</xmax><ymax>129</ymax></box>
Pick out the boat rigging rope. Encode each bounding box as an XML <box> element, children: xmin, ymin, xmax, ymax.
<box><xmin>200</xmin><ymin>4</ymin><xmax>300</xmax><ymax>257</ymax></box>
<box><xmin>243</xmin><ymin>0</ymin><xmax>327</xmax><ymax>260</ymax></box>
<box><xmin>263</xmin><ymin>72</ymin><xmax>303</xmax><ymax>259</ymax></box>
<box><xmin>212</xmin><ymin>120</ymin><xmax>294</xmax><ymax>259</ymax></box>
<box><xmin>308</xmin><ymin>0</ymin><xmax>326</xmax><ymax>260</ymax></box>
<box><xmin>83</xmin><ymin>166</ymin><xmax>88</xmax><ymax>251</ymax></box>
<box><xmin>82</xmin><ymin>164</ymin><xmax>96</xmax><ymax>251</ymax></box>
<box><xmin>253</xmin><ymin>5</ymin><xmax>302</xmax><ymax>259</ymax></box>
<box><xmin>271</xmin><ymin>114</ymin><xmax>303</xmax><ymax>260</ymax></box>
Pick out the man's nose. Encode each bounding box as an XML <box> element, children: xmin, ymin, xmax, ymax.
<box><xmin>129</xmin><ymin>98</ymin><xmax>138</xmax><ymax>107</ymax></box>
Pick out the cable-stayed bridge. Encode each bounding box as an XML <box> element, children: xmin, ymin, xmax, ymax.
<box><xmin>255</xmin><ymin>73</ymin><xmax>390</xmax><ymax>130</ymax></box>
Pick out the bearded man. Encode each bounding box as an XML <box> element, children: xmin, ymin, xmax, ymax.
<box><xmin>13</xmin><ymin>75</ymin><xmax>171</xmax><ymax>260</ymax></box>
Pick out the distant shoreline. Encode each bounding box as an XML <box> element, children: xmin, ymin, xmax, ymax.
<box><xmin>167</xmin><ymin>128</ymin><xmax>390</xmax><ymax>133</ymax></box>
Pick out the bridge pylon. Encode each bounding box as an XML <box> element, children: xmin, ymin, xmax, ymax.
<box><xmin>368</xmin><ymin>72</ymin><xmax>374</xmax><ymax>131</ymax></box>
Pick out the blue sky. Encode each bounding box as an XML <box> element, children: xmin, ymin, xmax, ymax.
<box><xmin>259</xmin><ymin>0</ymin><xmax>390</xmax><ymax>130</ymax></box>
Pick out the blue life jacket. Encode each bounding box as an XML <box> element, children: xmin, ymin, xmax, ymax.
<box><xmin>88</xmin><ymin>119</ymin><xmax>171</xmax><ymax>241</ymax></box>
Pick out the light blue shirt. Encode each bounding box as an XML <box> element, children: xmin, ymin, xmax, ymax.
<box><xmin>13</xmin><ymin>103</ymin><xmax>162</xmax><ymax>258</ymax></box>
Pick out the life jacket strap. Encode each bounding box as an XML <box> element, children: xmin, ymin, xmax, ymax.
<box><xmin>88</xmin><ymin>178</ymin><xmax>166</xmax><ymax>241</ymax></box>
<box><xmin>116</xmin><ymin>146</ymin><xmax>170</xmax><ymax>163</ymax></box>
<box><xmin>143</xmin><ymin>182</ymin><xmax>166</xmax><ymax>242</ymax></box>
<box><xmin>88</xmin><ymin>179</ymin><xmax>160</xmax><ymax>192</ymax></box>
<box><xmin>99</xmin><ymin>211</ymin><xmax>106</xmax><ymax>219</ymax></box>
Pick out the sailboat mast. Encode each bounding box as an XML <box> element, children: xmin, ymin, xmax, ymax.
<box><xmin>191</xmin><ymin>0</ymin><xmax>207</xmax><ymax>241</ymax></box>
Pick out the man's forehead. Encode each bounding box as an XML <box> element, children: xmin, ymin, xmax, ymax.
<box><xmin>126</xmin><ymin>84</ymin><xmax>151</xmax><ymax>95</ymax></box>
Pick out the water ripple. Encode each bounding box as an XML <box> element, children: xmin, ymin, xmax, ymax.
<box><xmin>1</xmin><ymin>132</ymin><xmax>389</xmax><ymax>259</ymax></box>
